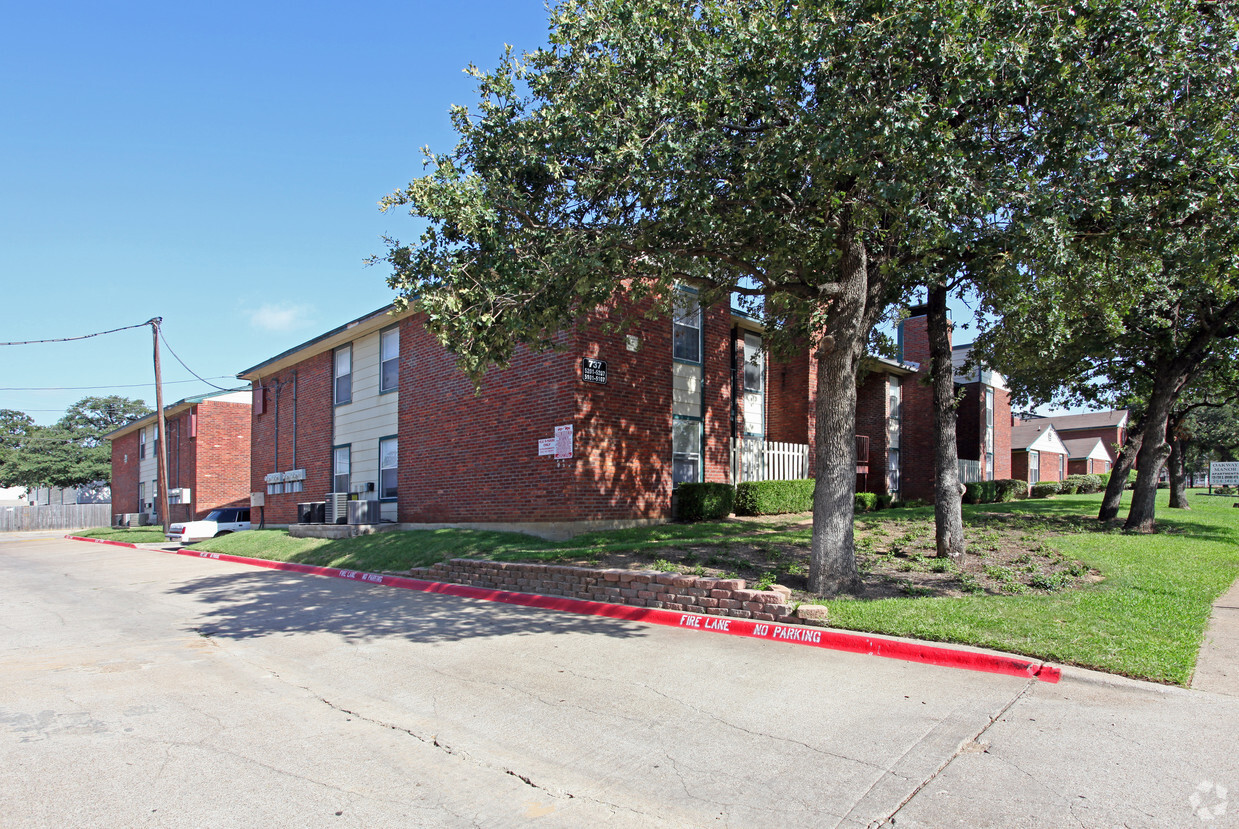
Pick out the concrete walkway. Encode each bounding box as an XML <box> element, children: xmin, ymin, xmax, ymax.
<box><xmin>1192</xmin><ymin>576</ymin><xmax>1239</xmax><ymax>696</ymax></box>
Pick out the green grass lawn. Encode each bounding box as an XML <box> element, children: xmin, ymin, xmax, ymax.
<box><xmin>189</xmin><ymin>490</ymin><xmax>1239</xmax><ymax>685</ymax></box>
<box><xmin>825</xmin><ymin>491</ymin><xmax>1239</xmax><ymax>685</ymax></box>
<box><xmin>74</xmin><ymin>527</ymin><xmax>168</xmax><ymax>543</ymax></box>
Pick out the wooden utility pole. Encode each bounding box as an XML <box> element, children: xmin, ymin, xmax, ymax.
<box><xmin>150</xmin><ymin>317</ymin><xmax>171</xmax><ymax>536</ymax></box>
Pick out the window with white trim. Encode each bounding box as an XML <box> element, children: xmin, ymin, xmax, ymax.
<box><xmin>984</xmin><ymin>387</ymin><xmax>995</xmax><ymax>480</ymax></box>
<box><xmin>672</xmin><ymin>293</ymin><xmax>702</xmax><ymax>363</ymax></box>
<box><xmin>379</xmin><ymin>437</ymin><xmax>398</xmax><ymax>500</ymax></box>
<box><xmin>380</xmin><ymin>328</ymin><xmax>399</xmax><ymax>393</ymax></box>
<box><xmin>334</xmin><ymin>345</ymin><xmax>352</xmax><ymax>405</ymax></box>
<box><xmin>672</xmin><ymin>419</ymin><xmax>702</xmax><ymax>486</ymax></box>
<box><xmin>1028</xmin><ymin>450</ymin><xmax>1040</xmax><ymax>483</ymax></box>
<box><xmin>333</xmin><ymin>446</ymin><xmax>350</xmax><ymax>493</ymax></box>
<box><xmin>139</xmin><ymin>429</ymin><xmax>147</xmax><ymax>459</ymax></box>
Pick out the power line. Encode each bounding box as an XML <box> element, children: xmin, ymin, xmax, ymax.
<box><xmin>158</xmin><ymin>330</ymin><xmax>237</xmax><ymax>392</ymax></box>
<box><xmin>0</xmin><ymin>321</ymin><xmax>151</xmax><ymax>347</ymax></box>
<box><xmin>0</xmin><ymin>377</ymin><xmax>235</xmax><ymax>392</ymax></box>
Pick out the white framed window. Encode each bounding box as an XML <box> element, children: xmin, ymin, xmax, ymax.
<box><xmin>887</xmin><ymin>448</ymin><xmax>901</xmax><ymax>495</ymax></box>
<box><xmin>379</xmin><ymin>437</ymin><xmax>398</xmax><ymax>500</ymax></box>
<box><xmin>334</xmin><ymin>345</ymin><xmax>352</xmax><ymax>405</ymax></box>
<box><xmin>742</xmin><ymin>331</ymin><xmax>764</xmax><ymax>437</ymax></box>
<box><xmin>139</xmin><ymin>429</ymin><xmax>147</xmax><ymax>459</ymax></box>
<box><xmin>137</xmin><ymin>481</ymin><xmax>145</xmax><ymax>512</ymax></box>
<box><xmin>672</xmin><ymin>419</ymin><xmax>702</xmax><ymax>486</ymax></box>
<box><xmin>1028</xmin><ymin>450</ymin><xmax>1040</xmax><ymax>483</ymax></box>
<box><xmin>672</xmin><ymin>292</ymin><xmax>702</xmax><ymax>363</ymax></box>
<box><xmin>887</xmin><ymin>375</ymin><xmax>902</xmax><ymax>451</ymax></box>
<box><xmin>333</xmin><ymin>446</ymin><xmax>350</xmax><ymax>493</ymax></box>
<box><xmin>1059</xmin><ymin>454</ymin><xmax>1065</xmax><ymax>481</ymax></box>
<box><xmin>380</xmin><ymin>327</ymin><xmax>399</xmax><ymax>393</ymax></box>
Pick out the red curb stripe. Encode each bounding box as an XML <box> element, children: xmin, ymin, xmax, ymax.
<box><xmin>64</xmin><ymin>535</ymin><xmax>139</xmax><ymax>549</ymax></box>
<box><xmin>65</xmin><ymin>535</ymin><xmax>1061</xmax><ymax>683</ymax></box>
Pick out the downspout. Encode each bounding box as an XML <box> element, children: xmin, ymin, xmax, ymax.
<box><xmin>292</xmin><ymin>371</ymin><xmax>298</xmax><ymax>471</ymax></box>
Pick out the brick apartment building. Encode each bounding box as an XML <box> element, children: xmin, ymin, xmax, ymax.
<box><xmin>106</xmin><ymin>390</ymin><xmax>252</xmax><ymax>524</ymax></box>
<box><xmin>241</xmin><ymin>294</ymin><xmax>956</xmax><ymax>534</ymax></box>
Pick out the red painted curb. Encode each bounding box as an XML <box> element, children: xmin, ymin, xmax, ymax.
<box><xmin>64</xmin><ymin>535</ymin><xmax>1062</xmax><ymax>683</ymax></box>
<box><xmin>64</xmin><ymin>535</ymin><xmax>139</xmax><ymax>549</ymax></box>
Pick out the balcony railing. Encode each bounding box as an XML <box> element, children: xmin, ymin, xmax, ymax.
<box><xmin>731</xmin><ymin>436</ymin><xmax>872</xmax><ymax>484</ymax></box>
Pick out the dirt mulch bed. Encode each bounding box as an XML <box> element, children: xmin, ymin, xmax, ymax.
<box><xmin>543</xmin><ymin>510</ymin><xmax>1104</xmax><ymax>603</ymax></box>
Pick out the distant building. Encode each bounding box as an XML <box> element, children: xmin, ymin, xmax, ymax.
<box><xmin>105</xmin><ymin>390</ymin><xmax>252</xmax><ymax>524</ymax></box>
<box><xmin>1064</xmin><ymin>437</ymin><xmax>1112</xmax><ymax>476</ymax></box>
<box><xmin>1011</xmin><ymin>420</ymin><xmax>1070</xmax><ymax>484</ymax></box>
<box><xmin>1027</xmin><ymin>410</ymin><xmax>1129</xmax><ymax>465</ymax></box>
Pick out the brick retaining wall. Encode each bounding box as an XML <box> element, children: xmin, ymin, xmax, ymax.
<box><xmin>409</xmin><ymin>560</ymin><xmax>829</xmax><ymax>626</ymax></box>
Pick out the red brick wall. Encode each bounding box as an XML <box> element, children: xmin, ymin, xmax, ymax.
<box><xmin>250</xmin><ymin>351</ymin><xmax>334</xmax><ymax>525</ymax></box>
<box><xmin>701</xmin><ymin>306</ymin><xmax>732</xmax><ymax>484</ymax></box>
<box><xmin>398</xmin><ymin>317</ymin><xmax>580</xmax><ymax>523</ymax></box>
<box><xmin>194</xmin><ymin>400</ymin><xmax>252</xmax><ymax>518</ymax></box>
<box><xmin>1013</xmin><ymin>449</ymin><xmax>1066</xmax><ymax>482</ymax></box>
<box><xmin>897</xmin><ymin>315</ymin><xmax>934</xmax><ymax>501</ymax></box>
<box><xmin>994</xmin><ymin>388</ymin><xmax>1012</xmax><ymax>479</ymax></box>
<box><xmin>109</xmin><ymin>431</ymin><xmax>141</xmax><ymax>516</ymax></box>
<box><xmin>956</xmin><ymin>383</ymin><xmax>982</xmax><ymax>462</ymax></box>
<box><xmin>765</xmin><ymin>346</ymin><xmax>811</xmax><ymax>445</ymax></box>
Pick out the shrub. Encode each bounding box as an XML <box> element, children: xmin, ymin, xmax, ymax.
<box><xmin>1031</xmin><ymin>481</ymin><xmax>1061</xmax><ymax>498</ymax></box>
<box><xmin>674</xmin><ymin>482</ymin><xmax>735</xmax><ymax>521</ymax></box>
<box><xmin>1064</xmin><ymin>474</ymin><xmax>1103</xmax><ymax>494</ymax></box>
<box><xmin>733</xmin><ymin>479</ymin><xmax>815</xmax><ymax>516</ymax></box>
<box><xmin>875</xmin><ymin>493</ymin><xmax>894</xmax><ymax>510</ymax></box>
<box><xmin>965</xmin><ymin>480</ymin><xmax>999</xmax><ymax>504</ymax></box>
<box><xmin>994</xmin><ymin>479</ymin><xmax>1029</xmax><ymax>502</ymax></box>
<box><xmin>1058</xmin><ymin>480</ymin><xmax>1080</xmax><ymax>495</ymax></box>
<box><xmin>854</xmin><ymin>492</ymin><xmax>878</xmax><ymax>512</ymax></box>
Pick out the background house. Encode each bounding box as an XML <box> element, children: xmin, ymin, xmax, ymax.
<box><xmin>1011</xmin><ymin>421</ymin><xmax>1070</xmax><ymax>483</ymax></box>
<box><xmin>1065</xmin><ymin>437</ymin><xmax>1112</xmax><ymax>475</ymax></box>
<box><xmin>106</xmin><ymin>390</ymin><xmax>252</xmax><ymax>524</ymax></box>
<box><xmin>1029</xmin><ymin>410</ymin><xmax>1128</xmax><ymax>465</ymax></box>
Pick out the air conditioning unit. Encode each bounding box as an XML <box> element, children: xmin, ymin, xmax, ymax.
<box><xmin>114</xmin><ymin>514</ymin><xmax>127</xmax><ymax>527</ymax></box>
<box><xmin>347</xmin><ymin>499</ymin><xmax>381</xmax><ymax>525</ymax></box>
<box><xmin>325</xmin><ymin>492</ymin><xmax>350</xmax><ymax>524</ymax></box>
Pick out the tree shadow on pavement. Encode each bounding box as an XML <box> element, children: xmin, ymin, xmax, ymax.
<box><xmin>168</xmin><ymin>569</ymin><xmax>653</xmax><ymax>645</ymax></box>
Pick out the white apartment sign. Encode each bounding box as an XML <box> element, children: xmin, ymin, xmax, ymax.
<box><xmin>1211</xmin><ymin>461</ymin><xmax>1239</xmax><ymax>486</ymax></box>
<box><xmin>537</xmin><ymin>425</ymin><xmax>574</xmax><ymax>460</ymax></box>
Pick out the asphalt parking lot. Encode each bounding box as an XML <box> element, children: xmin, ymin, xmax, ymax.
<box><xmin>2</xmin><ymin>534</ymin><xmax>1236</xmax><ymax>828</ymax></box>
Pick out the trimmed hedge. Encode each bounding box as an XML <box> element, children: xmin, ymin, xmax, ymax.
<box><xmin>965</xmin><ymin>479</ymin><xmax>1029</xmax><ymax>504</ymax></box>
<box><xmin>1031</xmin><ymin>481</ymin><xmax>1061</xmax><ymax>498</ymax></box>
<box><xmin>1064</xmin><ymin>474</ymin><xmax>1103</xmax><ymax>494</ymax></box>
<box><xmin>734</xmin><ymin>479</ymin><xmax>815</xmax><ymax>516</ymax></box>
<box><xmin>855</xmin><ymin>492</ymin><xmax>878</xmax><ymax>512</ymax></box>
<box><xmin>675</xmin><ymin>482</ymin><xmax>735</xmax><ymax>521</ymax></box>
<box><xmin>875</xmin><ymin>493</ymin><xmax>894</xmax><ymax>509</ymax></box>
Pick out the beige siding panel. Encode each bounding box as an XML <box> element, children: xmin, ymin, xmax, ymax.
<box><xmin>672</xmin><ymin>362</ymin><xmax>703</xmax><ymax>418</ymax></box>
<box><xmin>334</xmin><ymin>331</ymin><xmax>399</xmax><ymax>495</ymax></box>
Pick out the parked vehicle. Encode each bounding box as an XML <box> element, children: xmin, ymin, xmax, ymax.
<box><xmin>167</xmin><ymin>507</ymin><xmax>252</xmax><ymax>543</ymax></box>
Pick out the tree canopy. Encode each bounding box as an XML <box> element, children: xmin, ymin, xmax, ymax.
<box><xmin>379</xmin><ymin>0</ymin><xmax>1237</xmax><ymax>586</ymax></box>
<box><xmin>0</xmin><ymin>397</ymin><xmax>150</xmax><ymax>491</ymax></box>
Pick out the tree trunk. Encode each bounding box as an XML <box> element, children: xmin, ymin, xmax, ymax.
<box><xmin>1125</xmin><ymin>385</ymin><xmax>1177</xmax><ymax>532</ymax></box>
<box><xmin>808</xmin><ymin>213</ymin><xmax>871</xmax><ymax>596</ymax></box>
<box><xmin>1099</xmin><ymin>430</ymin><xmax>1141</xmax><ymax>521</ymax></box>
<box><xmin>1168</xmin><ymin>438</ymin><xmax>1190</xmax><ymax>509</ymax></box>
<box><xmin>928</xmin><ymin>284</ymin><xmax>965</xmax><ymax>561</ymax></box>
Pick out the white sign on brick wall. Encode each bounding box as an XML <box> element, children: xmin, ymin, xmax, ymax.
<box><xmin>1211</xmin><ymin>462</ymin><xmax>1239</xmax><ymax>486</ymax></box>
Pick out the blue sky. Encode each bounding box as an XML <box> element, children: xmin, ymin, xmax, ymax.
<box><xmin>2</xmin><ymin>1</ymin><xmax>1023</xmax><ymax>426</ymax></box>
<box><xmin>2</xmin><ymin>0</ymin><xmax>549</xmax><ymax>424</ymax></box>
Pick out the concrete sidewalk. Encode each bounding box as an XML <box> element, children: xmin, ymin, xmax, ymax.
<box><xmin>1192</xmin><ymin>577</ymin><xmax>1239</xmax><ymax>696</ymax></box>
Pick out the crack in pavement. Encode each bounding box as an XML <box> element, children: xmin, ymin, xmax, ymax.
<box><xmin>869</xmin><ymin>678</ymin><xmax>1037</xmax><ymax>829</ymax></box>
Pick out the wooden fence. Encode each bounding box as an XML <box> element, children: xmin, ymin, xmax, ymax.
<box><xmin>730</xmin><ymin>438</ymin><xmax>812</xmax><ymax>483</ymax></box>
<box><xmin>0</xmin><ymin>503</ymin><xmax>112</xmax><ymax>533</ymax></box>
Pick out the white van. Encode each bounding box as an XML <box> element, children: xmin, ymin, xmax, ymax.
<box><xmin>167</xmin><ymin>507</ymin><xmax>252</xmax><ymax>543</ymax></box>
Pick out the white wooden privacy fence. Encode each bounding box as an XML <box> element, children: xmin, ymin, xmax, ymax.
<box><xmin>731</xmin><ymin>438</ymin><xmax>812</xmax><ymax>483</ymax></box>
<box><xmin>957</xmin><ymin>459</ymin><xmax>984</xmax><ymax>484</ymax></box>
<box><xmin>0</xmin><ymin>503</ymin><xmax>112</xmax><ymax>533</ymax></box>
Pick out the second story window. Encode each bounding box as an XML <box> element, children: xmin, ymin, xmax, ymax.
<box><xmin>334</xmin><ymin>345</ymin><xmax>352</xmax><ymax>405</ymax></box>
<box><xmin>333</xmin><ymin>446</ymin><xmax>350</xmax><ymax>494</ymax></box>
<box><xmin>380</xmin><ymin>327</ymin><xmax>399</xmax><ymax>393</ymax></box>
<box><xmin>139</xmin><ymin>429</ymin><xmax>147</xmax><ymax>459</ymax></box>
<box><xmin>672</xmin><ymin>292</ymin><xmax>702</xmax><ymax>363</ymax></box>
